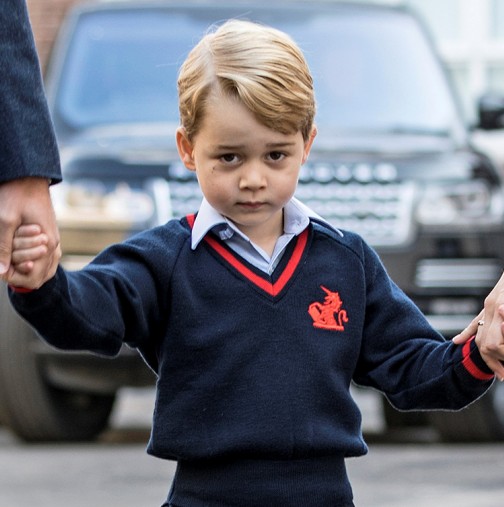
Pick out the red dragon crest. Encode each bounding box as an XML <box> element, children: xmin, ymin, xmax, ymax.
<box><xmin>308</xmin><ymin>286</ymin><xmax>348</xmax><ymax>331</ymax></box>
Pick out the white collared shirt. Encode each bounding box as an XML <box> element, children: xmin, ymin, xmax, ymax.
<box><xmin>191</xmin><ymin>197</ymin><xmax>328</xmax><ymax>274</ymax></box>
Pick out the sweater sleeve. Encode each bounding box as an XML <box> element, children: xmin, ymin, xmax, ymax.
<box><xmin>0</xmin><ymin>0</ymin><xmax>61</xmax><ymax>183</ymax></box>
<box><xmin>352</xmin><ymin>241</ymin><xmax>494</xmax><ymax>411</ymax></box>
<box><xmin>8</xmin><ymin>222</ymin><xmax>189</xmax><ymax>370</ymax></box>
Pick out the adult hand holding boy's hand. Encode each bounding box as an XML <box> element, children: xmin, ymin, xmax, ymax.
<box><xmin>453</xmin><ymin>272</ymin><xmax>504</xmax><ymax>380</ymax></box>
<box><xmin>0</xmin><ymin>177</ymin><xmax>60</xmax><ymax>289</ymax></box>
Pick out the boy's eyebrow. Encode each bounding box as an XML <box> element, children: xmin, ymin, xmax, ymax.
<box><xmin>215</xmin><ymin>141</ymin><xmax>297</xmax><ymax>150</ymax></box>
<box><xmin>266</xmin><ymin>142</ymin><xmax>297</xmax><ymax>148</ymax></box>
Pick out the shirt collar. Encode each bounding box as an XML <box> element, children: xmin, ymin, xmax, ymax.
<box><xmin>190</xmin><ymin>197</ymin><xmax>334</xmax><ymax>250</ymax></box>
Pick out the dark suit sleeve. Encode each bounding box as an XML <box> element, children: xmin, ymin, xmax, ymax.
<box><xmin>0</xmin><ymin>0</ymin><xmax>61</xmax><ymax>183</ymax></box>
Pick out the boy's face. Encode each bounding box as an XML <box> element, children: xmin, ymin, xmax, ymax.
<box><xmin>176</xmin><ymin>93</ymin><xmax>316</xmax><ymax>246</ymax></box>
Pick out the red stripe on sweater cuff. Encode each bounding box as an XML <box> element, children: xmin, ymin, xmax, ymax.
<box><xmin>462</xmin><ymin>337</ymin><xmax>495</xmax><ymax>381</ymax></box>
<box><xmin>8</xmin><ymin>285</ymin><xmax>34</xmax><ymax>294</ymax></box>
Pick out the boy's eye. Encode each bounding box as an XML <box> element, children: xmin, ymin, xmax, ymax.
<box><xmin>268</xmin><ymin>151</ymin><xmax>285</xmax><ymax>161</ymax></box>
<box><xmin>220</xmin><ymin>153</ymin><xmax>239</xmax><ymax>164</ymax></box>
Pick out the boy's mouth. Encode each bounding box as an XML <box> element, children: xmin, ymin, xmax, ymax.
<box><xmin>237</xmin><ymin>201</ymin><xmax>265</xmax><ymax>210</ymax></box>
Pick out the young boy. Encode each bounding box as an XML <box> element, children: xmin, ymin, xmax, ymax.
<box><xmin>7</xmin><ymin>20</ymin><xmax>501</xmax><ymax>507</ymax></box>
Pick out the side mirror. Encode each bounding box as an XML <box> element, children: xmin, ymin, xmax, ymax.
<box><xmin>477</xmin><ymin>93</ymin><xmax>504</xmax><ymax>130</ymax></box>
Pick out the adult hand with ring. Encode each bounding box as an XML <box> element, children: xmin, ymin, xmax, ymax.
<box><xmin>453</xmin><ymin>272</ymin><xmax>504</xmax><ymax>380</ymax></box>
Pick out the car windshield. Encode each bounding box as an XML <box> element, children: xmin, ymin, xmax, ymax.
<box><xmin>55</xmin><ymin>6</ymin><xmax>457</xmax><ymax>136</ymax></box>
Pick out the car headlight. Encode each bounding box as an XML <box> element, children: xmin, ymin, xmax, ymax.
<box><xmin>416</xmin><ymin>180</ymin><xmax>504</xmax><ymax>227</ymax></box>
<box><xmin>51</xmin><ymin>180</ymin><xmax>155</xmax><ymax>230</ymax></box>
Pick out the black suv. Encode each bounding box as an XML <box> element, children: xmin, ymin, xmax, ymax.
<box><xmin>1</xmin><ymin>0</ymin><xmax>504</xmax><ymax>441</ymax></box>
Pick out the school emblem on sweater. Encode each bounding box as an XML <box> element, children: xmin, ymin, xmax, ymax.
<box><xmin>308</xmin><ymin>286</ymin><xmax>348</xmax><ymax>331</ymax></box>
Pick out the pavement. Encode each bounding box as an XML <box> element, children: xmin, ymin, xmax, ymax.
<box><xmin>0</xmin><ymin>387</ymin><xmax>503</xmax><ymax>506</ymax></box>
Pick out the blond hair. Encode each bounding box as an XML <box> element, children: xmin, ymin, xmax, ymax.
<box><xmin>177</xmin><ymin>19</ymin><xmax>316</xmax><ymax>141</ymax></box>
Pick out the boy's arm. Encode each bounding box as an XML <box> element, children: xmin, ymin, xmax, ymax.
<box><xmin>353</xmin><ymin>242</ymin><xmax>494</xmax><ymax>412</ymax></box>
<box><xmin>8</xmin><ymin>222</ymin><xmax>188</xmax><ymax>362</ymax></box>
<box><xmin>9</xmin><ymin>265</ymin><xmax>125</xmax><ymax>357</ymax></box>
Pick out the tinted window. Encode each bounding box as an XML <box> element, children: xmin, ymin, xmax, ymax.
<box><xmin>56</xmin><ymin>7</ymin><xmax>457</xmax><ymax>135</ymax></box>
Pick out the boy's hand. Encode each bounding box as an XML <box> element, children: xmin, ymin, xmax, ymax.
<box><xmin>6</xmin><ymin>224</ymin><xmax>61</xmax><ymax>290</ymax></box>
<box><xmin>0</xmin><ymin>177</ymin><xmax>60</xmax><ymax>285</ymax></box>
<box><xmin>12</xmin><ymin>224</ymin><xmax>48</xmax><ymax>271</ymax></box>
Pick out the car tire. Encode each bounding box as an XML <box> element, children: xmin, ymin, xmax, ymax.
<box><xmin>428</xmin><ymin>381</ymin><xmax>504</xmax><ymax>442</ymax></box>
<box><xmin>0</xmin><ymin>287</ymin><xmax>116</xmax><ymax>442</ymax></box>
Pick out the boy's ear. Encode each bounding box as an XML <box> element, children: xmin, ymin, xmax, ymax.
<box><xmin>176</xmin><ymin>127</ymin><xmax>196</xmax><ymax>171</ymax></box>
<box><xmin>302</xmin><ymin>126</ymin><xmax>317</xmax><ymax>164</ymax></box>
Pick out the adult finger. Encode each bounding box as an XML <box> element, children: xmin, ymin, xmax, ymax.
<box><xmin>452</xmin><ymin>310</ymin><xmax>484</xmax><ymax>344</ymax></box>
<box><xmin>475</xmin><ymin>304</ymin><xmax>504</xmax><ymax>380</ymax></box>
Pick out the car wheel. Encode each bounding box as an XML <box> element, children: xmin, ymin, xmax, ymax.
<box><xmin>0</xmin><ymin>287</ymin><xmax>116</xmax><ymax>442</ymax></box>
<box><xmin>428</xmin><ymin>381</ymin><xmax>504</xmax><ymax>442</ymax></box>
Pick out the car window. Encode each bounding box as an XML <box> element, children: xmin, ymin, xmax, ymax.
<box><xmin>58</xmin><ymin>11</ymin><xmax>190</xmax><ymax>126</ymax></box>
<box><xmin>56</xmin><ymin>7</ymin><xmax>457</xmax><ymax>136</ymax></box>
<box><xmin>295</xmin><ymin>13</ymin><xmax>455</xmax><ymax>134</ymax></box>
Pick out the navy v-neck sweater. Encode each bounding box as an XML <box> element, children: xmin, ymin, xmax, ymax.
<box><xmin>10</xmin><ymin>217</ymin><xmax>493</xmax><ymax>506</ymax></box>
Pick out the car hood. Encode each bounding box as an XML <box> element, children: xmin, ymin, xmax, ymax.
<box><xmin>59</xmin><ymin>123</ymin><xmax>180</xmax><ymax>167</ymax></box>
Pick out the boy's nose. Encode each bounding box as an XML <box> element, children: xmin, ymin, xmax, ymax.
<box><xmin>239</xmin><ymin>164</ymin><xmax>267</xmax><ymax>190</ymax></box>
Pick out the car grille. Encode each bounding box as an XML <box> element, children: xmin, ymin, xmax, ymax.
<box><xmin>415</xmin><ymin>258</ymin><xmax>502</xmax><ymax>289</ymax></box>
<box><xmin>167</xmin><ymin>161</ymin><xmax>416</xmax><ymax>247</ymax></box>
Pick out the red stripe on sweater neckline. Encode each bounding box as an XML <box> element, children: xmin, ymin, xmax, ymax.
<box><xmin>186</xmin><ymin>213</ymin><xmax>307</xmax><ymax>297</ymax></box>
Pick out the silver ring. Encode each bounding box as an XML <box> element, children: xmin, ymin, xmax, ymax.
<box><xmin>477</xmin><ymin>320</ymin><xmax>485</xmax><ymax>326</ymax></box>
